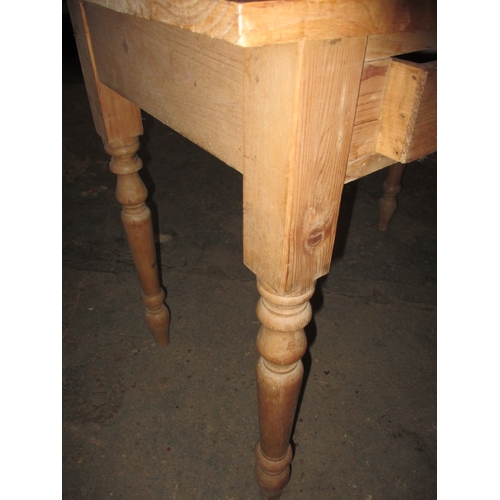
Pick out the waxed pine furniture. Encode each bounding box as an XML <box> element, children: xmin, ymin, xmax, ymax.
<box><xmin>68</xmin><ymin>1</ymin><xmax>436</xmax><ymax>497</ymax></box>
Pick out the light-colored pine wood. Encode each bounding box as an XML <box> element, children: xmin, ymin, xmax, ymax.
<box><xmin>243</xmin><ymin>36</ymin><xmax>367</xmax><ymax>295</ymax></box>
<box><xmin>376</xmin><ymin>58</ymin><xmax>437</xmax><ymax>163</ymax></box>
<box><xmin>345</xmin><ymin>152</ymin><xmax>395</xmax><ymax>183</ymax></box>
<box><xmin>68</xmin><ymin>0</ymin><xmax>143</xmax><ymax>142</ymax></box>
<box><xmin>84</xmin><ymin>0</ymin><xmax>436</xmax><ymax>47</ymax></box>
<box><xmin>404</xmin><ymin>62</ymin><xmax>437</xmax><ymax>161</ymax></box>
<box><xmin>81</xmin><ymin>2</ymin><xmax>437</xmax><ymax>177</ymax></box>
<box><xmin>242</xmin><ymin>36</ymin><xmax>366</xmax><ymax>498</ymax></box>
<box><xmin>254</xmin><ymin>281</ymin><xmax>314</xmax><ymax>499</ymax></box>
<box><xmin>68</xmin><ymin>0</ymin><xmax>170</xmax><ymax>345</ymax></box>
<box><xmin>365</xmin><ymin>29</ymin><xmax>437</xmax><ymax>61</ymax></box>
<box><xmin>85</xmin><ymin>2</ymin><xmax>245</xmax><ymax>172</ymax></box>
<box><xmin>348</xmin><ymin>59</ymin><xmax>391</xmax><ymax>163</ymax></box>
<box><xmin>70</xmin><ymin>1</ymin><xmax>437</xmax><ymax>497</ymax></box>
<box><xmin>106</xmin><ymin>140</ymin><xmax>171</xmax><ymax>345</ymax></box>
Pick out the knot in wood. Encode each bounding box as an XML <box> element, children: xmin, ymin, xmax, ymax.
<box><xmin>306</xmin><ymin>229</ymin><xmax>324</xmax><ymax>249</ymax></box>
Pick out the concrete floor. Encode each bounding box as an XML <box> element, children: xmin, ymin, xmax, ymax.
<box><xmin>62</xmin><ymin>15</ymin><xmax>436</xmax><ymax>500</ymax></box>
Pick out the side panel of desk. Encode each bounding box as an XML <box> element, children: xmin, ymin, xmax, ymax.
<box><xmin>68</xmin><ymin>0</ymin><xmax>144</xmax><ymax>143</ymax></box>
<box><xmin>85</xmin><ymin>2</ymin><xmax>245</xmax><ymax>173</ymax></box>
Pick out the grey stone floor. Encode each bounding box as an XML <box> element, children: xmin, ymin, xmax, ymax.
<box><xmin>62</xmin><ymin>23</ymin><xmax>436</xmax><ymax>500</ymax></box>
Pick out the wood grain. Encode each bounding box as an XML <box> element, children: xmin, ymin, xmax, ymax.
<box><xmin>85</xmin><ymin>2</ymin><xmax>245</xmax><ymax>172</ymax></box>
<box><xmin>243</xmin><ymin>36</ymin><xmax>367</xmax><ymax>294</ymax></box>
<box><xmin>69</xmin><ymin>2</ymin><xmax>437</xmax><ymax>497</ymax></box>
<box><xmin>69</xmin><ymin>0</ymin><xmax>143</xmax><ymax>143</ymax></box>
<box><xmin>84</xmin><ymin>0</ymin><xmax>437</xmax><ymax>47</ymax></box>
<box><xmin>345</xmin><ymin>153</ymin><xmax>395</xmax><ymax>183</ymax></box>
<box><xmin>68</xmin><ymin>0</ymin><xmax>170</xmax><ymax>346</ymax></box>
<box><xmin>254</xmin><ymin>281</ymin><xmax>314</xmax><ymax>498</ymax></box>
<box><xmin>376</xmin><ymin>58</ymin><xmax>437</xmax><ymax>163</ymax></box>
<box><xmin>348</xmin><ymin>59</ymin><xmax>391</xmax><ymax>163</ymax></box>
<box><xmin>404</xmin><ymin>62</ymin><xmax>437</xmax><ymax>161</ymax></box>
<box><xmin>365</xmin><ymin>29</ymin><xmax>437</xmax><ymax>61</ymax></box>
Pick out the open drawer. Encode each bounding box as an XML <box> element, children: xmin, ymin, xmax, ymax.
<box><xmin>376</xmin><ymin>52</ymin><xmax>437</xmax><ymax>163</ymax></box>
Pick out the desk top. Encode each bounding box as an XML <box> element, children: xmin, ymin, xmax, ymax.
<box><xmin>84</xmin><ymin>0</ymin><xmax>436</xmax><ymax>46</ymax></box>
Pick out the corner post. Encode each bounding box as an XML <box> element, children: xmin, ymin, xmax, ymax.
<box><xmin>68</xmin><ymin>0</ymin><xmax>170</xmax><ymax>345</ymax></box>
<box><xmin>243</xmin><ymin>36</ymin><xmax>367</xmax><ymax>497</ymax></box>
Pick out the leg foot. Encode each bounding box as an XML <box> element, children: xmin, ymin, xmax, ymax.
<box><xmin>142</xmin><ymin>289</ymin><xmax>170</xmax><ymax>347</ymax></box>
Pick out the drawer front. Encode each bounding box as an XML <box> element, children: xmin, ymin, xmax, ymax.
<box><xmin>376</xmin><ymin>56</ymin><xmax>437</xmax><ymax>163</ymax></box>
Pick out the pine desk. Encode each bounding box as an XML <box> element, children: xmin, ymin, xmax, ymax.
<box><xmin>68</xmin><ymin>1</ymin><xmax>436</xmax><ymax>497</ymax></box>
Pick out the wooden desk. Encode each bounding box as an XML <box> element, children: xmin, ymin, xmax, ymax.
<box><xmin>68</xmin><ymin>1</ymin><xmax>436</xmax><ymax>497</ymax></box>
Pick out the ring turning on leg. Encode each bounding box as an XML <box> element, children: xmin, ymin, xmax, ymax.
<box><xmin>254</xmin><ymin>280</ymin><xmax>314</xmax><ymax>499</ymax></box>
<box><xmin>106</xmin><ymin>139</ymin><xmax>170</xmax><ymax>346</ymax></box>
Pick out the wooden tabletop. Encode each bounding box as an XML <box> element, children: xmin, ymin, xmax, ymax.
<box><xmin>84</xmin><ymin>0</ymin><xmax>436</xmax><ymax>46</ymax></box>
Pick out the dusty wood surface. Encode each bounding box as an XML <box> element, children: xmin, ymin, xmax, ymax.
<box><xmin>84</xmin><ymin>0</ymin><xmax>436</xmax><ymax>46</ymax></box>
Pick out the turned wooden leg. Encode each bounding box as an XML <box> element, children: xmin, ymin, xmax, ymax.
<box><xmin>254</xmin><ymin>280</ymin><xmax>314</xmax><ymax>499</ymax></box>
<box><xmin>105</xmin><ymin>138</ymin><xmax>170</xmax><ymax>346</ymax></box>
<box><xmin>242</xmin><ymin>37</ymin><xmax>367</xmax><ymax>496</ymax></box>
<box><xmin>378</xmin><ymin>163</ymin><xmax>406</xmax><ymax>231</ymax></box>
<box><xmin>68</xmin><ymin>0</ymin><xmax>169</xmax><ymax>345</ymax></box>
